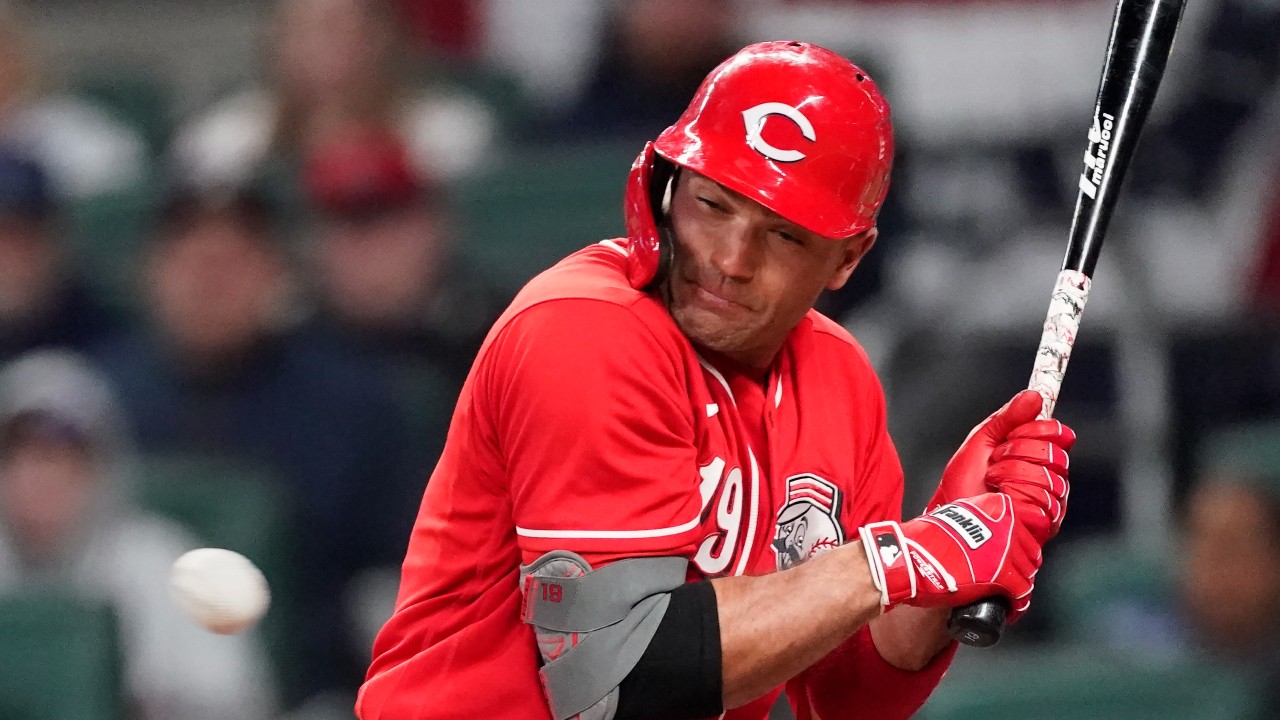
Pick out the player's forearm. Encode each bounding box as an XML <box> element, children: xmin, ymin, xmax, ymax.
<box><xmin>711</xmin><ymin>541</ymin><xmax>882</xmax><ymax>710</ymax></box>
<box><xmin>869</xmin><ymin>606</ymin><xmax>953</xmax><ymax>671</ymax></box>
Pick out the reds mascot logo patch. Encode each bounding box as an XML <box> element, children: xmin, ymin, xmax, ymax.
<box><xmin>772</xmin><ymin>474</ymin><xmax>844</xmax><ymax>570</ymax></box>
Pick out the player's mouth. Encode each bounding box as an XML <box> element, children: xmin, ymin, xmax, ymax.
<box><xmin>685</xmin><ymin>276</ymin><xmax>753</xmax><ymax>313</ymax></box>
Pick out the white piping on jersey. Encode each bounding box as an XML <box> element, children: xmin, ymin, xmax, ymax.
<box><xmin>519</xmin><ymin>466</ymin><xmax>723</xmax><ymax>542</ymax></box>
<box><xmin>598</xmin><ymin>239</ymin><xmax>628</xmax><ymax>256</ymax></box>
<box><xmin>732</xmin><ymin>448</ymin><xmax>761</xmax><ymax>577</ymax></box>
<box><xmin>516</xmin><ymin>514</ymin><xmax>702</xmax><ymax>540</ymax></box>
<box><xmin>697</xmin><ymin>356</ymin><xmax>736</xmax><ymax>406</ymax></box>
<box><xmin>773</xmin><ymin>376</ymin><xmax>783</xmax><ymax>408</ymax></box>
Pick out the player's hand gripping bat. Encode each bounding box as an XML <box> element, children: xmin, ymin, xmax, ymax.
<box><xmin>946</xmin><ymin>0</ymin><xmax>1188</xmax><ymax>648</ymax></box>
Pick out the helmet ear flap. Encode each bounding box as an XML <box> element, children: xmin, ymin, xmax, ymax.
<box><xmin>644</xmin><ymin>159</ymin><xmax>678</xmax><ymax>293</ymax></box>
<box><xmin>623</xmin><ymin>143</ymin><xmax>678</xmax><ymax>290</ymax></box>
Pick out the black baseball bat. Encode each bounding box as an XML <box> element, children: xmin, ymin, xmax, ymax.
<box><xmin>946</xmin><ymin>0</ymin><xmax>1188</xmax><ymax>648</ymax></box>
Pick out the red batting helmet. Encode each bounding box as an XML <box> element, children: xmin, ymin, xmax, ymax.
<box><xmin>624</xmin><ymin>41</ymin><xmax>894</xmax><ymax>289</ymax></box>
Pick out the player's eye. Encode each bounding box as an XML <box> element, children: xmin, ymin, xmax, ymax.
<box><xmin>697</xmin><ymin>197</ymin><xmax>727</xmax><ymax>213</ymax></box>
<box><xmin>774</xmin><ymin>229</ymin><xmax>804</xmax><ymax>246</ymax></box>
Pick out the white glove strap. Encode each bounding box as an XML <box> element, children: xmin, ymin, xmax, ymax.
<box><xmin>858</xmin><ymin>521</ymin><xmax>917</xmax><ymax>608</ymax></box>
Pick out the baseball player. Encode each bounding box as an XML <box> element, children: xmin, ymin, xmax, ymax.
<box><xmin>358</xmin><ymin>41</ymin><xmax>1074</xmax><ymax>720</ymax></box>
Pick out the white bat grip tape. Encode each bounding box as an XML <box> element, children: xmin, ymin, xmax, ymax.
<box><xmin>1028</xmin><ymin>269</ymin><xmax>1091</xmax><ymax>420</ymax></box>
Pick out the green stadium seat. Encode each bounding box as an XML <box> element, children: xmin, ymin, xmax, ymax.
<box><xmin>435</xmin><ymin>63</ymin><xmax>531</xmax><ymax>137</ymax></box>
<box><xmin>1039</xmin><ymin>535</ymin><xmax>1175</xmax><ymax>645</ymax></box>
<box><xmin>133</xmin><ymin>453</ymin><xmax>293</xmax><ymax>576</ymax></box>
<box><xmin>0</xmin><ymin>592</ymin><xmax>125</xmax><ymax>720</ymax></box>
<box><xmin>918</xmin><ymin>645</ymin><xmax>1263</xmax><ymax>720</ymax></box>
<box><xmin>131</xmin><ymin>453</ymin><xmax>301</xmax><ymax>700</ymax></box>
<box><xmin>73</xmin><ymin>72</ymin><xmax>172</xmax><ymax>160</ymax></box>
<box><xmin>65</xmin><ymin>180</ymin><xmax>157</xmax><ymax>316</ymax></box>
<box><xmin>453</xmin><ymin>141</ymin><xmax>638</xmax><ymax>294</ymax></box>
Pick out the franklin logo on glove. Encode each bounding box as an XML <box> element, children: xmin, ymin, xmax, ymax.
<box><xmin>931</xmin><ymin>505</ymin><xmax>993</xmax><ymax>549</ymax></box>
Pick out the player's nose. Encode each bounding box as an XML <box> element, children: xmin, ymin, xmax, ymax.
<box><xmin>710</xmin><ymin>223</ymin><xmax>760</xmax><ymax>282</ymax></box>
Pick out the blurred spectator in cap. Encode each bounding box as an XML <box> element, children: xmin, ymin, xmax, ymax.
<box><xmin>171</xmin><ymin>0</ymin><xmax>498</xmax><ymax>194</ymax></box>
<box><xmin>140</xmin><ymin>182</ymin><xmax>294</xmax><ymax>376</ymax></box>
<box><xmin>0</xmin><ymin>349</ymin><xmax>276</xmax><ymax>720</ymax></box>
<box><xmin>0</xmin><ymin>4</ymin><xmax>146</xmax><ymax>198</ymax></box>
<box><xmin>300</xmin><ymin>128</ymin><xmax>501</xmax><ymax>563</ymax></box>
<box><xmin>0</xmin><ymin>147</ymin><xmax>119</xmax><ymax>362</ymax></box>
<box><xmin>1182</xmin><ymin>422</ymin><xmax>1280</xmax><ymax>674</ymax></box>
<box><xmin>1106</xmin><ymin>420</ymin><xmax>1280</xmax><ymax>716</ymax></box>
<box><xmin>95</xmin><ymin>179</ymin><xmax>418</xmax><ymax>710</ymax></box>
<box><xmin>304</xmin><ymin>124</ymin><xmax>502</xmax><ymax>384</ymax></box>
<box><xmin>531</xmin><ymin>0</ymin><xmax>739</xmax><ymax>143</ymax></box>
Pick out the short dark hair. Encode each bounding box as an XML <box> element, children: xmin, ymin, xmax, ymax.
<box><xmin>151</xmin><ymin>183</ymin><xmax>279</xmax><ymax>250</ymax></box>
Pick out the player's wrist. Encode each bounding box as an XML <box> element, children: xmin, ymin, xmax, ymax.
<box><xmin>800</xmin><ymin>538</ymin><xmax>885</xmax><ymax>622</ymax></box>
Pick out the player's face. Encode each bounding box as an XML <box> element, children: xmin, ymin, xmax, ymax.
<box><xmin>665</xmin><ymin>172</ymin><xmax>875</xmax><ymax>368</ymax></box>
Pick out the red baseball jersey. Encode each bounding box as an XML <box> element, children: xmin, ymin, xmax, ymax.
<box><xmin>358</xmin><ymin>240</ymin><xmax>942</xmax><ymax>720</ymax></box>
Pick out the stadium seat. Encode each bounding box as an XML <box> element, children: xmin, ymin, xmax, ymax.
<box><xmin>1039</xmin><ymin>534</ymin><xmax>1175</xmax><ymax>647</ymax></box>
<box><xmin>436</xmin><ymin>63</ymin><xmax>531</xmax><ymax>138</ymax></box>
<box><xmin>0</xmin><ymin>592</ymin><xmax>125</xmax><ymax>720</ymax></box>
<box><xmin>917</xmin><ymin>645</ymin><xmax>1264</xmax><ymax>720</ymax></box>
<box><xmin>133</xmin><ymin>453</ymin><xmax>293</xmax><ymax>575</ymax></box>
<box><xmin>73</xmin><ymin>72</ymin><xmax>172</xmax><ymax>160</ymax></box>
<box><xmin>452</xmin><ymin>141</ymin><xmax>637</xmax><ymax>294</ymax></box>
<box><xmin>65</xmin><ymin>180</ymin><xmax>157</xmax><ymax>316</ymax></box>
<box><xmin>131</xmin><ymin>453</ymin><xmax>301</xmax><ymax>698</ymax></box>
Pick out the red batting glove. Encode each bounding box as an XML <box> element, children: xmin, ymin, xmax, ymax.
<box><xmin>926</xmin><ymin>390</ymin><xmax>1075</xmax><ymax>545</ymax></box>
<box><xmin>926</xmin><ymin>390</ymin><xmax>1045</xmax><ymax>513</ymax></box>
<box><xmin>986</xmin><ymin>419</ymin><xmax>1074</xmax><ymax>543</ymax></box>
<box><xmin>859</xmin><ymin>494</ymin><xmax>1043</xmax><ymax>622</ymax></box>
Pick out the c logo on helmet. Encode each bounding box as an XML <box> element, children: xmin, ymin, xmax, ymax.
<box><xmin>742</xmin><ymin>102</ymin><xmax>816</xmax><ymax>163</ymax></box>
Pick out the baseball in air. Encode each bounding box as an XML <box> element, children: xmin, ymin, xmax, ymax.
<box><xmin>169</xmin><ymin>548</ymin><xmax>270</xmax><ymax>634</ymax></box>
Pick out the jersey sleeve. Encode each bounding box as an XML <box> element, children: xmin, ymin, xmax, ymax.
<box><xmin>485</xmin><ymin>298</ymin><xmax>703</xmax><ymax>564</ymax></box>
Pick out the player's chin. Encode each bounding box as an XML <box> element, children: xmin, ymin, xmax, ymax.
<box><xmin>672</xmin><ymin>307</ymin><xmax>753</xmax><ymax>356</ymax></box>
<box><xmin>672</xmin><ymin>302</ymin><xmax>722</xmax><ymax>336</ymax></box>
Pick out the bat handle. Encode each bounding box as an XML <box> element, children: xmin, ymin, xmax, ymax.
<box><xmin>948</xmin><ymin>269</ymin><xmax>1092</xmax><ymax>647</ymax></box>
<box><xmin>947</xmin><ymin>597</ymin><xmax>1009</xmax><ymax>648</ymax></box>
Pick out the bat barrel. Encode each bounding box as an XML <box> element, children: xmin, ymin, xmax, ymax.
<box><xmin>1063</xmin><ymin>0</ymin><xmax>1187</xmax><ymax>277</ymax></box>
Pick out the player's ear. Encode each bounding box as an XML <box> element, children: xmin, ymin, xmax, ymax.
<box><xmin>826</xmin><ymin>227</ymin><xmax>877</xmax><ymax>291</ymax></box>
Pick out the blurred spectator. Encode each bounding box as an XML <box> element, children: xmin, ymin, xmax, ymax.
<box><xmin>300</xmin><ymin>128</ymin><xmax>501</xmax><ymax>540</ymax></box>
<box><xmin>302</xmin><ymin>125</ymin><xmax>501</xmax><ymax>383</ymax></box>
<box><xmin>0</xmin><ymin>349</ymin><xmax>275</xmax><ymax>720</ymax></box>
<box><xmin>0</xmin><ymin>4</ymin><xmax>147</xmax><ymax>198</ymax></box>
<box><xmin>172</xmin><ymin>0</ymin><xmax>498</xmax><ymax>192</ymax></box>
<box><xmin>1181</xmin><ymin>421</ymin><xmax>1280</xmax><ymax>713</ymax></box>
<box><xmin>531</xmin><ymin>0</ymin><xmax>739</xmax><ymax>142</ymax></box>
<box><xmin>95</xmin><ymin>182</ymin><xmax>418</xmax><ymax>709</ymax></box>
<box><xmin>0</xmin><ymin>147</ymin><xmax>119</xmax><ymax>362</ymax></box>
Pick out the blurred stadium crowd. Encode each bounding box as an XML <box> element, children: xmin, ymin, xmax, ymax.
<box><xmin>0</xmin><ymin>0</ymin><xmax>1278</xmax><ymax>718</ymax></box>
